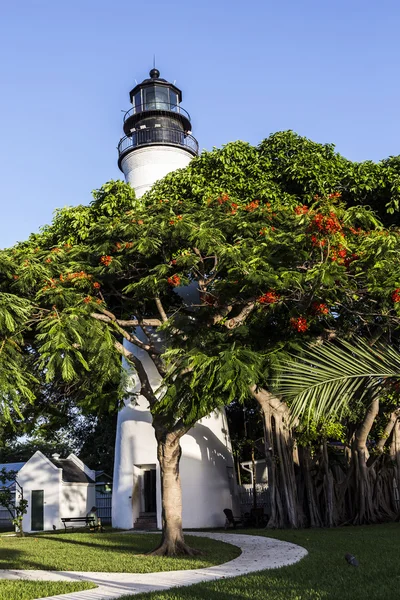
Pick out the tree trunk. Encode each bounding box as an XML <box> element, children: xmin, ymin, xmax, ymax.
<box><xmin>351</xmin><ymin>397</ymin><xmax>380</xmax><ymax>524</ymax></box>
<box><xmin>299</xmin><ymin>445</ymin><xmax>323</xmax><ymax>527</ymax></box>
<box><xmin>261</xmin><ymin>400</ymin><xmax>285</xmax><ymax>528</ymax></box>
<box><xmin>251</xmin><ymin>386</ymin><xmax>301</xmax><ymax>528</ymax></box>
<box><xmin>150</xmin><ymin>428</ymin><xmax>200</xmax><ymax>556</ymax></box>
<box><xmin>321</xmin><ymin>439</ymin><xmax>335</xmax><ymax>526</ymax></box>
<box><xmin>251</xmin><ymin>445</ymin><xmax>257</xmax><ymax>510</ymax></box>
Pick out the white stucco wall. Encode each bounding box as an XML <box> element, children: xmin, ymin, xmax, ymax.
<box><xmin>18</xmin><ymin>452</ymin><xmax>62</xmax><ymax>533</ymax></box>
<box><xmin>60</xmin><ymin>483</ymin><xmax>96</xmax><ymax>526</ymax></box>
<box><xmin>120</xmin><ymin>146</ymin><xmax>193</xmax><ymax>198</ymax></box>
<box><xmin>112</xmin><ymin>337</ymin><xmax>237</xmax><ymax>530</ymax></box>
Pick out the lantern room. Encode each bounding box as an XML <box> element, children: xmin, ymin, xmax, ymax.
<box><xmin>121</xmin><ymin>68</ymin><xmax>193</xmax><ymax>139</ymax></box>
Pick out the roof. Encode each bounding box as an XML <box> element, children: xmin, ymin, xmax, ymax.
<box><xmin>129</xmin><ymin>69</ymin><xmax>183</xmax><ymax>103</ymax></box>
<box><xmin>50</xmin><ymin>459</ymin><xmax>94</xmax><ymax>484</ymax></box>
<box><xmin>0</xmin><ymin>462</ymin><xmax>26</xmax><ymax>474</ymax></box>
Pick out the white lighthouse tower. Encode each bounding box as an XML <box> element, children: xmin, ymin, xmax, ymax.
<box><xmin>112</xmin><ymin>69</ymin><xmax>237</xmax><ymax>530</ymax></box>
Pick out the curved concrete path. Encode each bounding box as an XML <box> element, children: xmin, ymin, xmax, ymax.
<box><xmin>0</xmin><ymin>531</ymin><xmax>307</xmax><ymax>600</ymax></box>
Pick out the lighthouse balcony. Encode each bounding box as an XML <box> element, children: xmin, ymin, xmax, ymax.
<box><xmin>123</xmin><ymin>104</ymin><xmax>191</xmax><ymax>136</ymax></box>
<box><xmin>118</xmin><ymin>127</ymin><xmax>198</xmax><ymax>167</ymax></box>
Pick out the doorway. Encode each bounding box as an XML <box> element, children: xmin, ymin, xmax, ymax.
<box><xmin>143</xmin><ymin>470</ymin><xmax>156</xmax><ymax>513</ymax></box>
<box><xmin>31</xmin><ymin>490</ymin><xmax>44</xmax><ymax>531</ymax></box>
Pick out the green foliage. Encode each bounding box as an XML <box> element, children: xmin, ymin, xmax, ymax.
<box><xmin>2</xmin><ymin>131</ymin><xmax>400</xmax><ymax>433</ymax></box>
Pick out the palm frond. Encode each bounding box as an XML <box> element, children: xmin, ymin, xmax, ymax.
<box><xmin>277</xmin><ymin>337</ymin><xmax>400</xmax><ymax>423</ymax></box>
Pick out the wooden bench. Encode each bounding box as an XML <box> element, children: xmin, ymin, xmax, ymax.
<box><xmin>60</xmin><ymin>517</ymin><xmax>102</xmax><ymax>532</ymax></box>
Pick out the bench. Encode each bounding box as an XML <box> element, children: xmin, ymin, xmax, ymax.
<box><xmin>60</xmin><ymin>517</ymin><xmax>103</xmax><ymax>532</ymax></box>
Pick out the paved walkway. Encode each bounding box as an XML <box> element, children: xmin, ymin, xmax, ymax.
<box><xmin>0</xmin><ymin>531</ymin><xmax>307</xmax><ymax>600</ymax></box>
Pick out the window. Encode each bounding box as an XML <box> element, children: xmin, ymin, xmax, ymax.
<box><xmin>134</xmin><ymin>92</ymin><xmax>142</xmax><ymax>113</ymax></box>
<box><xmin>144</xmin><ymin>86</ymin><xmax>171</xmax><ymax>111</ymax></box>
<box><xmin>170</xmin><ymin>91</ymin><xmax>178</xmax><ymax>111</ymax></box>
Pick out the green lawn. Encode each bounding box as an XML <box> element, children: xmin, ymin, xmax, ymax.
<box><xmin>0</xmin><ymin>532</ymin><xmax>240</xmax><ymax>573</ymax></box>
<box><xmin>119</xmin><ymin>523</ymin><xmax>400</xmax><ymax>600</ymax></box>
<box><xmin>0</xmin><ymin>581</ymin><xmax>96</xmax><ymax>599</ymax></box>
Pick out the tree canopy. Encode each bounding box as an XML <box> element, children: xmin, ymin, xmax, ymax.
<box><xmin>2</xmin><ymin>130</ymin><xmax>400</xmax><ymax>533</ymax></box>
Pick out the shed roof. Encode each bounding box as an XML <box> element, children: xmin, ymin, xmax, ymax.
<box><xmin>50</xmin><ymin>459</ymin><xmax>94</xmax><ymax>483</ymax></box>
<box><xmin>0</xmin><ymin>462</ymin><xmax>26</xmax><ymax>474</ymax></box>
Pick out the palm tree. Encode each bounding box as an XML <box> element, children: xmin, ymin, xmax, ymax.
<box><xmin>277</xmin><ymin>337</ymin><xmax>400</xmax><ymax>424</ymax></box>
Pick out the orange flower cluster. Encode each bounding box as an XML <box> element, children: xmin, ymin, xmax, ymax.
<box><xmin>311</xmin><ymin>212</ymin><xmax>342</xmax><ymax>234</ymax></box>
<box><xmin>244</xmin><ymin>200</ymin><xmax>260</xmax><ymax>212</ymax></box>
<box><xmin>290</xmin><ymin>316</ymin><xmax>308</xmax><ymax>332</ymax></box>
<box><xmin>392</xmin><ymin>289</ymin><xmax>400</xmax><ymax>303</ymax></box>
<box><xmin>328</xmin><ymin>192</ymin><xmax>341</xmax><ymax>199</ymax></box>
<box><xmin>42</xmin><ymin>278</ymin><xmax>58</xmax><ymax>291</ymax></box>
<box><xmin>349</xmin><ymin>227</ymin><xmax>363</xmax><ymax>235</ymax></box>
<box><xmin>295</xmin><ymin>205</ymin><xmax>309</xmax><ymax>215</ymax></box>
<box><xmin>217</xmin><ymin>194</ymin><xmax>230</xmax><ymax>204</ymax></box>
<box><xmin>167</xmin><ymin>274</ymin><xmax>181</xmax><ymax>287</ymax></box>
<box><xmin>51</xmin><ymin>247</ymin><xmax>61</xmax><ymax>253</ymax></box>
<box><xmin>312</xmin><ymin>302</ymin><xmax>329</xmax><ymax>315</ymax></box>
<box><xmin>331</xmin><ymin>247</ymin><xmax>347</xmax><ymax>262</ymax></box>
<box><xmin>93</xmin><ymin>282</ymin><xmax>101</xmax><ymax>289</ymax></box>
<box><xmin>61</xmin><ymin>271</ymin><xmax>91</xmax><ymax>281</ymax></box>
<box><xmin>230</xmin><ymin>202</ymin><xmax>238</xmax><ymax>215</ymax></box>
<box><xmin>311</xmin><ymin>235</ymin><xmax>326</xmax><ymax>247</ymax></box>
<box><xmin>258</xmin><ymin>291</ymin><xmax>280</xmax><ymax>304</ymax></box>
<box><xmin>83</xmin><ymin>296</ymin><xmax>92</xmax><ymax>304</ymax></box>
<box><xmin>125</xmin><ymin>242</ymin><xmax>133</xmax><ymax>249</ymax></box>
<box><xmin>12</xmin><ymin>275</ymin><xmax>19</xmax><ymax>280</ymax></box>
<box><xmin>169</xmin><ymin>215</ymin><xmax>182</xmax><ymax>225</ymax></box>
<box><xmin>100</xmin><ymin>255</ymin><xmax>113</xmax><ymax>266</ymax></box>
<box><xmin>45</xmin><ymin>258</ymin><xmax>52</xmax><ymax>264</ymax></box>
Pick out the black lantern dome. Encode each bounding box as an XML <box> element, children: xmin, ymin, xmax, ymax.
<box><xmin>118</xmin><ymin>69</ymin><xmax>198</xmax><ymax>169</ymax></box>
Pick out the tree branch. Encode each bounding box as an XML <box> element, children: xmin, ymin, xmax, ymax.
<box><xmin>114</xmin><ymin>340</ymin><xmax>158</xmax><ymax>408</ymax></box>
<box><xmin>225</xmin><ymin>301</ymin><xmax>256</xmax><ymax>329</ymax></box>
<box><xmin>155</xmin><ymin>297</ymin><xmax>168</xmax><ymax>323</ymax></box>
<box><xmin>91</xmin><ymin>312</ymin><xmax>162</xmax><ymax>327</ymax></box>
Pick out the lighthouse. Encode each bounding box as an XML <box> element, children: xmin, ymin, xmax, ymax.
<box><xmin>118</xmin><ymin>68</ymin><xmax>198</xmax><ymax>197</ymax></box>
<box><xmin>112</xmin><ymin>69</ymin><xmax>237</xmax><ymax>530</ymax></box>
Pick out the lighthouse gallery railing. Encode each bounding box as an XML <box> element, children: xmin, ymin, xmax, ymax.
<box><xmin>118</xmin><ymin>127</ymin><xmax>199</xmax><ymax>158</ymax></box>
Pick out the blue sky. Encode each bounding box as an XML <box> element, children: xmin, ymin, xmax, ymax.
<box><xmin>1</xmin><ymin>0</ymin><xmax>400</xmax><ymax>248</ymax></box>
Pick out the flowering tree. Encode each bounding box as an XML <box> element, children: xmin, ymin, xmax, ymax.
<box><xmin>3</xmin><ymin>131</ymin><xmax>400</xmax><ymax>546</ymax></box>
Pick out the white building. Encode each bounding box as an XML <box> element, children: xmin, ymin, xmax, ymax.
<box><xmin>113</xmin><ymin>69</ymin><xmax>237</xmax><ymax>530</ymax></box>
<box><xmin>0</xmin><ymin>452</ymin><xmax>96</xmax><ymax>533</ymax></box>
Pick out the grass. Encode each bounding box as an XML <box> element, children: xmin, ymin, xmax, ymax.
<box><xmin>0</xmin><ymin>532</ymin><xmax>240</xmax><ymax>573</ymax></box>
<box><xmin>0</xmin><ymin>581</ymin><xmax>96</xmax><ymax>599</ymax></box>
<box><xmin>118</xmin><ymin>523</ymin><xmax>400</xmax><ymax>600</ymax></box>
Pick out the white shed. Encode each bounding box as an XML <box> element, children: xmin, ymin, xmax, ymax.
<box><xmin>15</xmin><ymin>452</ymin><xmax>96</xmax><ymax>533</ymax></box>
